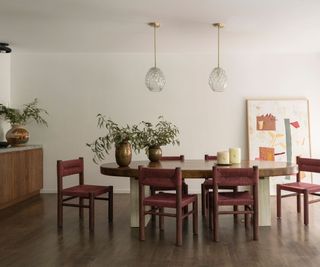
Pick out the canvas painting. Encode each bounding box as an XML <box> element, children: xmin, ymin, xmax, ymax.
<box><xmin>247</xmin><ymin>99</ymin><xmax>311</xmax><ymax>195</ymax></box>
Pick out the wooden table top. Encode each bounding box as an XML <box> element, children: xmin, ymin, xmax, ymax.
<box><xmin>100</xmin><ymin>160</ymin><xmax>298</xmax><ymax>179</ymax></box>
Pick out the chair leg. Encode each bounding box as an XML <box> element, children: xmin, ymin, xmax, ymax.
<box><xmin>205</xmin><ymin>189</ymin><xmax>209</xmax><ymax>218</ymax></box>
<box><xmin>193</xmin><ymin>199</ymin><xmax>198</xmax><ymax>235</ymax></box>
<box><xmin>139</xmin><ymin>204</ymin><xmax>145</xmax><ymax>241</ymax></box>
<box><xmin>183</xmin><ymin>183</ymin><xmax>188</xmax><ymax>216</ymax></box>
<box><xmin>208</xmin><ymin>194</ymin><xmax>212</xmax><ymax>230</ymax></box>
<box><xmin>253</xmin><ymin>204</ymin><xmax>259</xmax><ymax>240</ymax></box>
<box><xmin>276</xmin><ymin>184</ymin><xmax>281</xmax><ymax>218</ymax></box>
<box><xmin>89</xmin><ymin>193</ymin><xmax>95</xmax><ymax>232</ymax></box>
<box><xmin>176</xmin><ymin>207</ymin><xmax>183</xmax><ymax>246</ymax></box>
<box><xmin>79</xmin><ymin>197</ymin><xmax>84</xmax><ymax>219</ymax></box>
<box><xmin>244</xmin><ymin>206</ymin><xmax>249</xmax><ymax>228</ymax></box>
<box><xmin>57</xmin><ymin>194</ymin><xmax>63</xmax><ymax>228</ymax></box>
<box><xmin>108</xmin><ymin>187</ymin><xmax>113</xmax><ymax>223</ymax></box>
<box><xmin>150</xmin><ymin>186</ymin><xmax>156</xmax><ymax>222</ymax></box>
<box><xmin>233</xmin><ymin>187</ymin><xmax>238</xmax><ymax>222</ymax></box>
<box><xmin>213</xmin><ymin>203</ymin><xmax>219</xmax><ymax>242</ymax></box>
<box><xmin>304</xmin><ymin>191</ymin><xmax>309</xmax><ymax>225</ymax></box>
<box><xmin>297</xmin><ymin>193</ymin><xmax>301</xmax><ymax>213</ymax></box>
<box><xmin>201</xmin><ymin>183</ymin><xmax>205</xmax><ymax>216</ymax></box>
<box><xmin>159</xmin><ymin>207</ymin><xmax>164</xmax><ymax>231</ymax></box>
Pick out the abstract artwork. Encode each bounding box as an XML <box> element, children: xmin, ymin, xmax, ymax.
<box><xmin>247</xmin><ymin>99</ymin><xmax>311</xmax><ymax>195</ymax></box>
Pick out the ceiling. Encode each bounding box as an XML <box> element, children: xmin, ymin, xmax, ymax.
<box><xmin>1</xmin><ymin>0</ymin><xmax>320</xmax><ymax>54</ymax></box>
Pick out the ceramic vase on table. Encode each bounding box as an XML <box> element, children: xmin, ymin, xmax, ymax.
<box><xmin>6</xmin><ymin>124</ymin><xmax>29</xmax><ymax>146</ymax></box>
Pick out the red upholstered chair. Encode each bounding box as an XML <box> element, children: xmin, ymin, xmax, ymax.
<box><xmin>209</xmin><ymin>166</ymin><xmax>259</xmax><ymax>241</ymax></box>
<box><xmin>201</xmin><ymin>154</ymin><xmax>238</xmax><ymax>217</ymax></box>
<box><xmin>277</xmin><ymin>156</ymin><xmax>320</xmax><ymax>225</ymax></box>
<box><xmin>57</xmin><ymin>157</ymin><xmax>113</xmax><ymax>232</ymax></box>
<box><xmin>139</xmin><ymin>166</ymin><xmax>198</xmax><ymax>246</ymax></box>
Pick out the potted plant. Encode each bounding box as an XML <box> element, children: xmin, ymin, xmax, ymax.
<box><xmin>0</xmin><ymin>98</ymin><xmax>48</xmax><ymax>146</ymax></box>
<box><xmin>87</xmin><ymin>114</ymin><xmax>140</xmax><ymax>166</ymax></box>
<box><xmin>136</xmin><ymin>116</ymin><xmax>180</xmax><ymax>162</ymax></box>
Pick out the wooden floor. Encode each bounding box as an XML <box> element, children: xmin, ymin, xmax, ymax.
<box><xmin>1</xmin><ymin>194</ymin><xmax>320</xmax><ymax>267</ymax></box>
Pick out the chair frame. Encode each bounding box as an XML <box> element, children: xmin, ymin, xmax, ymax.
<box><xmin>138</xmin><ymin>166</ymin><xmax>198</xmax><ymax>246</ymax></box>
<box><xmin>201</xmin><ymin>154</ymin><xmax>238</xmax><ymax>218</ymax></box>
<box><xmin>277</xmin><ymin>156</ymin><xmax>320</xmax><ymax>225</ymax></box>
<box><xmin>57</xmin><ymin>157</ymin><xmax>113</xmax><ymax>232</ymax></box>
<box><xmin>150</xmin><ymin>155</ymin><xmax>188</xmax><ymax>219</ymax></box>
<box><xmin>209</xmin><ymin>166</ymin><xmax>259</xmax><ymax>241</ymax></box>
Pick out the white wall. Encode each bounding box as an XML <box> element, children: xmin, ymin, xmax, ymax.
<box><xmin>0</xmin><ymin>54</ymin><xmax>11</xmax><ymax>140</ymax></box>
<box><xmin>10</xmin><ymin>52</ymin><xmax>320</xmax><ymax>193</ymax></box>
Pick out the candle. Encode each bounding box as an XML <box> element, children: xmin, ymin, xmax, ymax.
<box><xmin>229</xmin><ymin>147</ymin><xmax>241</xmax><ymax>164</ymax></box>
<box><xmin>217</xmin><ymin>151</ymin><xmax>230</xmax><ymax>165</ymax></box>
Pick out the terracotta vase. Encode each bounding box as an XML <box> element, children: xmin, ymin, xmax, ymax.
<box><xmin>115</xmin><ymin>141</ymin><xmax>132</xmax><ymax>167</ymax></box>
<box><xmin>6</xmin><ymin>124</ymin><xmax>30</xmax><ymax>146</ymax></box>
<box><xmin>148</xmin><ymin>146</ymin><xmax>162</xmax><ymax>162</ymax></box>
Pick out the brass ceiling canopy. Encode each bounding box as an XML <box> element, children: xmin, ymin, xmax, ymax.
<box><xmin>213</xmin><ymin>23</ymin><xmax>224</xmax><ymax>28</ymax></box>
<box><xmin>148</xmin><ymin>22</ymin><xmax>160</xmax><ymax>28</ymax></box>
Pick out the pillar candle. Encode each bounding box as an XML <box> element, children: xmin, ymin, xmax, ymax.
<box><xmin>217</xmin><ymin>151</ymin><xmax>230</xmax><ymax>165</ymax></box>
<box><xmin>229</xmin><ymin>147</ymin><xmax>241</xmax><ymax>164</ymax></box>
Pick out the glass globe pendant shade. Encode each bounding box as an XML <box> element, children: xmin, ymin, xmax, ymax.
<box><xmin>145</xmin><ymin>66</ymin><xmax>166</xmax><ymax>92</ymax></box>
<box><xmin>208</xmin><ymin>67</ymin><xmax>227</xmax><ymax>92</ymax></box>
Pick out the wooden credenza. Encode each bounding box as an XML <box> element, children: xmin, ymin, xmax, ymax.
<box><xmin>0</xmin><ymin>145</ymin><xmax>43</xmax><ymax>209</ymax></box>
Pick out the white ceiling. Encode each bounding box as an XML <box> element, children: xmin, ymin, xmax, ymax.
<box><xmin>1</xmin><ymin>0</ymin><xmax>320</xmax><ymax>54</ymax></box>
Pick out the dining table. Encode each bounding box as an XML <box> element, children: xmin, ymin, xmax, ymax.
<box><xmin>100</xmin><ymin>159</ymin><xmax>298</xmax><ymax>227</ymax></box>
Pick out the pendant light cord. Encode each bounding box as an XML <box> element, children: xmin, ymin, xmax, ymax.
<box><xmin>217</xmin><ymin>25</ymin><xmax>220</xmax><ymax>68</ymax></box>
<box><xmin>154</xmin><ymin>25</ymin><xmax>157</xmax><ymax>68</ymax></box>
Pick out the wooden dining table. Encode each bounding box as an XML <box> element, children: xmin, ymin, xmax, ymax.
<box><xmin>100</xmin><ymin>159</ymin><xmax>298</xmax><ymax>227</ymax></box>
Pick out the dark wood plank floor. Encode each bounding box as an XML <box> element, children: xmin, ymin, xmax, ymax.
<box><xmin>1</xmin><ymin>194</ymin><xmax>320</xmax><ymax>267</ymax></box>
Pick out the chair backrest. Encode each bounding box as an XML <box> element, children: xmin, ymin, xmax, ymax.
<box><xmin>160</xmin><ymin>155</ymin><xmax>184</xmax><ymax>161</ymax></box>
<box><xmin>138</xmin><ymin>166</ymin><xmax>182</xmax><ymax>188</ymax></box>
<box><xmin>213</xmin><ymin>166</ymin><xmax>259</xmax><ymax>187</ymax></box>
<box><xmin>205</xmin><ymin>154</ymin><xmax>217</xmax><ymax>161</ymax></box>
<box><xmin>297</xmin><ymin>156</ymin><xmax>320</xmax><ymax>181</ymax></box>
<box><xmin>57</xmin><ymin>157</ymin><xmax>84</xmax><ymax>192</ymax></box>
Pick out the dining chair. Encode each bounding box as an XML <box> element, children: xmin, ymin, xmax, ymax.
<box><xmin>139</xmin><ymin>166</ymin><xmax>198</xmax><ymax>246</ymax></box>
<box><xmin>277</xmin><ymin>156</ymin><xmax>320</xmax><ymax>225</ymax></box>
<box><xmin>209</xmin><ymin>166</ymin><xmax>259</xmax><ymax>241</ymax></box>
<box><xmin>57</xmin><ymin>157</ymin><xmax>113</xmax><ymax>232</ymax></box>
<box><xmin>201</xmin><ymin>154</ymin><xmax>238</xmax><ymax>218</ymax></box>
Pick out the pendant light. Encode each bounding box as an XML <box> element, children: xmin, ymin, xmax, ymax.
<box><xmin>145</xmin><ymin>22</ymin><xmax>165</xmax><ymax>92</ymax></box>
<box><xmin>208</xmin><ymin>23</ymin><xmax>227</xmax><ymax>92</ymax></box>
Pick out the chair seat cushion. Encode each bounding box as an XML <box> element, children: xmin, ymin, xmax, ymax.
<box><xmin>62</xmin><ymin>184</ymin><xmax>112</xmax><ymax>197</ymax></box>
<box><xmin>279</xmin><ymin>182</ymin><xmax>320</xmax><ymax>193</ymax></box>
<box><xmin>213</xmin><ymin>191</ymin><xmax>253</xmax><ymax>206</ymax></box>
<box><xmin>144</xmin><ymin>192</ymin><xmax>197</xmax><ymax>208</ymax></box>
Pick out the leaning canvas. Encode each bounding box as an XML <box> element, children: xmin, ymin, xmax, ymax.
<box><xmin>247</xmin><ymin>99</ymin><xmax>311</xmax><ymax>195</ymax></box>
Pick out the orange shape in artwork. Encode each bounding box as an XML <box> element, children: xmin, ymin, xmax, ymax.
<box><xmin>259</xmin><ymin>147</ymin><xmax>275</xmax><ymax>161</ymax></box>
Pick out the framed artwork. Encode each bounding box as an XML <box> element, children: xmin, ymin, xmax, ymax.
<box><xmin>247</xmin><ymin>99</ymin><xmax>311</xmax><ymax>195</ymax></box>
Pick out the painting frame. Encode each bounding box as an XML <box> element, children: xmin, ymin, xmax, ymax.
<box><xmin>247</xmin><ymin>98</ymin><xmax>311</xmax><ymax>194</ymax></box>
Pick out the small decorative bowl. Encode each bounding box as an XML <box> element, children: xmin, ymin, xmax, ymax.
<box><xmin>0</xmin><ymin>141</ymin><xmax>9</xmax><ymax>148</ymax></box>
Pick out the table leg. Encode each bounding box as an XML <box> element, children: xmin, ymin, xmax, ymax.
<box><xmin>258</xmin><ymin>176</ymin><xmax>271</xmax><ymax>226</ymax></box>
<box><xmin>130</xmin><ymin>177</ymin><xmax>150</xmax><ymax>228</ymax></box>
